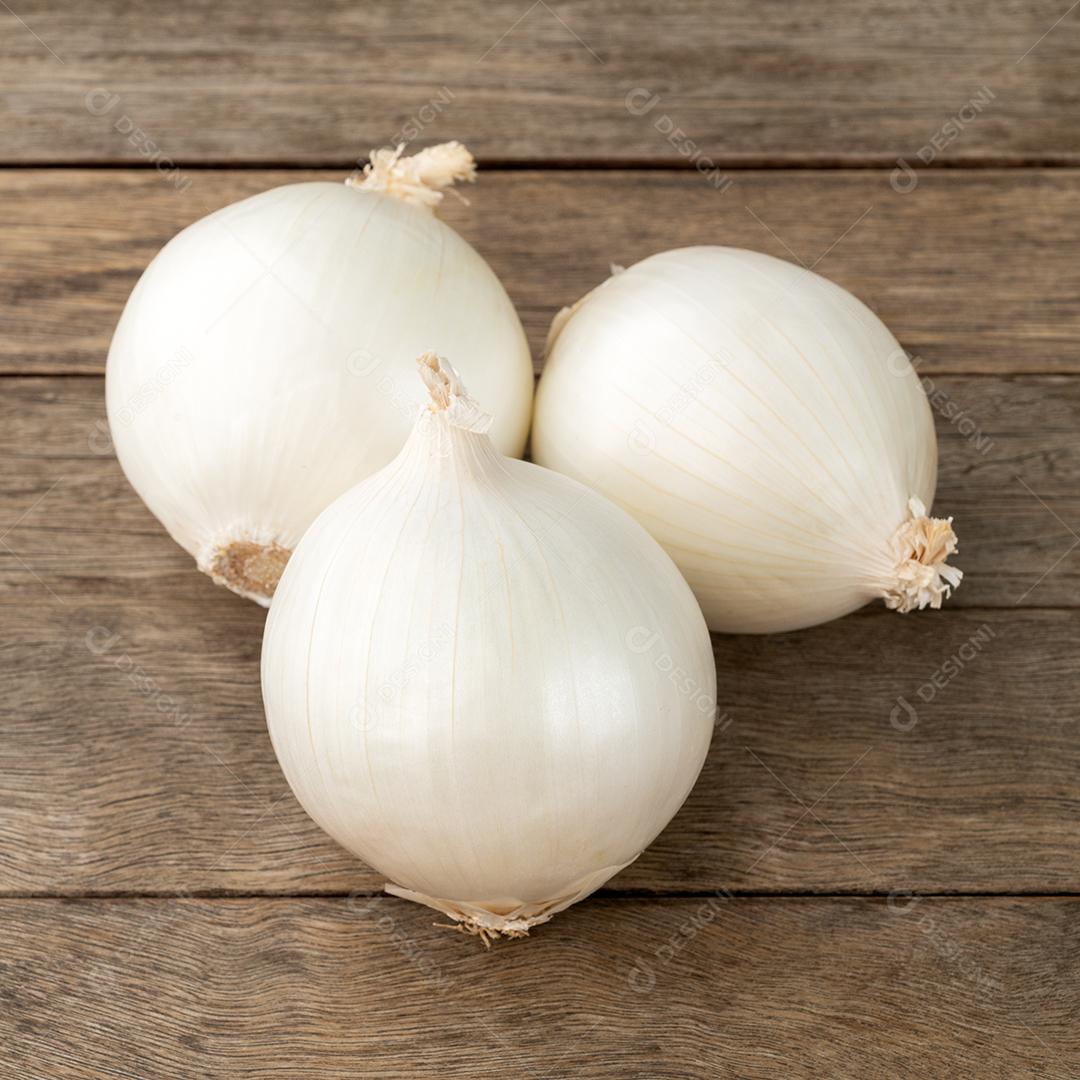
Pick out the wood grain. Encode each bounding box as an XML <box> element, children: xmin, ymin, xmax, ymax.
<box><xmin>3</xmin><ymin>168</ymin><xmax>1080</xmax><ymax>376</ymax></box>
<box><xmin>2</xmin><ymin>897</ymin><xmax>1077</xmax><ymax>1078</ymax></box>
<box><xmin>3</xmin><ymin>373</ymin><xmax>1078</xmax><ymax>609</ymax></box>
<box><xmin>4</xmin><ymin>2</ymin><xmax>1078</xmax><ymax>1072</ymax></box>
<box><xmin>1</xmin><ymin>0</ymin><xmax>1078</xmax><ymax>165</ymax></box>
<box><xmin>5</xmin><ymin>599</ymin><xmax>1078</xmax><ymax>897</ymax></box>
<box><xmin>2</xmin><ymin>372</ymin><xmax>1078</xmax><ymax>895</ymax></box>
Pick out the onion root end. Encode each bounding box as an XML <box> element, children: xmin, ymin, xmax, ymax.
<box><xmin>883</xmin><ymin>496</ymin><xmax>962</xmax><ymax>613</ymax></box>
<box><xmin>201</xmin><ymin>537</ymin><xmax>291</xmax><ymax>606</ymax></box>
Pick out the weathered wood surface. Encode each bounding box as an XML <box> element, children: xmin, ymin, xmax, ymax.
<box><xmin>1</xmin><ymin>0</ymin><xmax>1077</xmax><ymax>165</ymax></box>
<box><xmin>4</xmin><ymin>596</ymin><xmax>1077</xmax><ymax>896</ymax></box>
<box><xmin>4</xmin><ymin>4</ymin><xmax>1080</xmax><ymax>1069</ymax></box>
<box><xmin>2</xmin><ymin>897</ymin><xmax>1077</xmax><ymax>1078</ymax></box>
<box><xmin>3</xmin><ymin>168</ymin><xmax>1080</xmax><ymax>376</ymax></box>
<box><xmin>1</xmin><ymin>373</ymin><xmax>1078</xmax><ymax>896</ymax></box>
<box><xmin>2</xmin><ymin>375</ymin><xmax>1077</xmax><ymax>610</ymax></box>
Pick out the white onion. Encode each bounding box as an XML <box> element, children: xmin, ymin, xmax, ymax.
<box><xmin>262</xmin><ymin>354</ymin><xmax>715</xmax><ymax>940</ymax></box>
<box><xmin>532</xmin><ymin>246</ymin><xmax>961</xmax><ymax>634</ymax></box>
<box><xmin>107</xmin><ymin>143</ymin><xmax>533</xmax><ymax>604</ymax></box>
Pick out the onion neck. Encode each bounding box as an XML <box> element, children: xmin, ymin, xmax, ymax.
<box><xmin>882</xmin><ymin>496</ymin><xmax>962</xmax><ymax>613</ymax></box>
<box><xmin>417</xmin><ymin>351</ymin><xmax>492</xmax><ymax>434</ymax></box>
<box><xmin>345</xmin><ymin>141</ymin><xmax>476</xmax><ymax>210</ymax></box>
<box><xmin>394</xmin><ymin>353</ymin><xmax>504</xmax><ymax>484</ymax></box>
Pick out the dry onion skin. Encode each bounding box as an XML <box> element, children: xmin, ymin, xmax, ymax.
<box><xmin>106</xmin><ymin>142</ymin><xmax>533</xmax><ymax>605</ymax></box>
<box><xmin>532</xmin><ymin>246</ymin><xmax>961</xmax><ymax>634</ymax></box>
<box><xmin>262</xmin><ymin>354</ymin><xmax>715</xmax><ymax>942</ymax></box>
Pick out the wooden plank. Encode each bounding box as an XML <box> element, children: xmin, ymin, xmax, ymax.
<box><xmin>2</xmin><ymin>168</ymin><xmax>1078</xmax><ymax>377</ymax></box>
<box><xmin>2</xmin><ymin>369</ymin><xmax>1079</xmax><ymax>895</ymax></box>
<box><xmin>1</xmin><ymin>374</ymin><xmax>1078</xmax><ymax>894</ymax></box>
<box><xmin>3</xmin><ymin>373</ymin><xmax>1078</xmax><ymax>609</ymax></box>
<box><xmin>1</xmin><ymin>1</ymin><xmax>1077</xmax><ymax>164</ymax></box>
<box><xmin>2</xmin><ymin>897</ymin><xmax>1077</xmax><ymax>1077</ymax></box>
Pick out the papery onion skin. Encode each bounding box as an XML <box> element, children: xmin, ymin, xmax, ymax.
<box><xmin>261</xmin><ymin>354</ymin><xmax>716</xmax><ymax>941</ymax></box>
<box><xmin>532</xmin><ymin>246</ymin><xmax>961</xmax><ymax>635</ymax></box>
<box><xmin>106</xmin><ymin>144</ymin><xmax>533</xmax><ymax>605</ymax></box>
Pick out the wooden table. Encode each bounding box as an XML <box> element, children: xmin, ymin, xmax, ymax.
<box><xmin>3</xmin><ymin>2</ymin><xmax>1079</xmax><ymax>1076</ymax></box>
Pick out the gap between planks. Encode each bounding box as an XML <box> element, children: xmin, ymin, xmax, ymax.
<box><xmin>3</xmin><ymin>890</ymin><xmax>1080</xmax><ymax>901</ymax></box>
<box><xmin>1</xmin><ymin>157</ymin><xmax>1080</xmax><ymax>171</ymax></box>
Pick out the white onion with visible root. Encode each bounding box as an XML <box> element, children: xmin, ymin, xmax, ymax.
<box><xmin>532</xmin><ymin>246</ymin><xmax>961</xmax><ymax>634</ymax></box>
<box><xmin>107</xmin><ymin>142</ymin><xmax>533</xmax><ymax>604</ymax></box>
<box><xmin>262</xmin><ymin>354</ymin><xmax>716</xmax><ymax>942</ymax></box>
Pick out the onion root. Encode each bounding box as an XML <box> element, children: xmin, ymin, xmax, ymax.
<box><xmin>883</xmin><ymin>496</ymin><xmax>962</xmax><ymax>613</ymax></box>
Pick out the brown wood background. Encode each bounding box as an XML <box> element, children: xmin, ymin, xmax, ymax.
<box><xmin>2</xmin><ymin>2</ymin><xmax>1079</xmax><ymax>1076</ymax></box>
